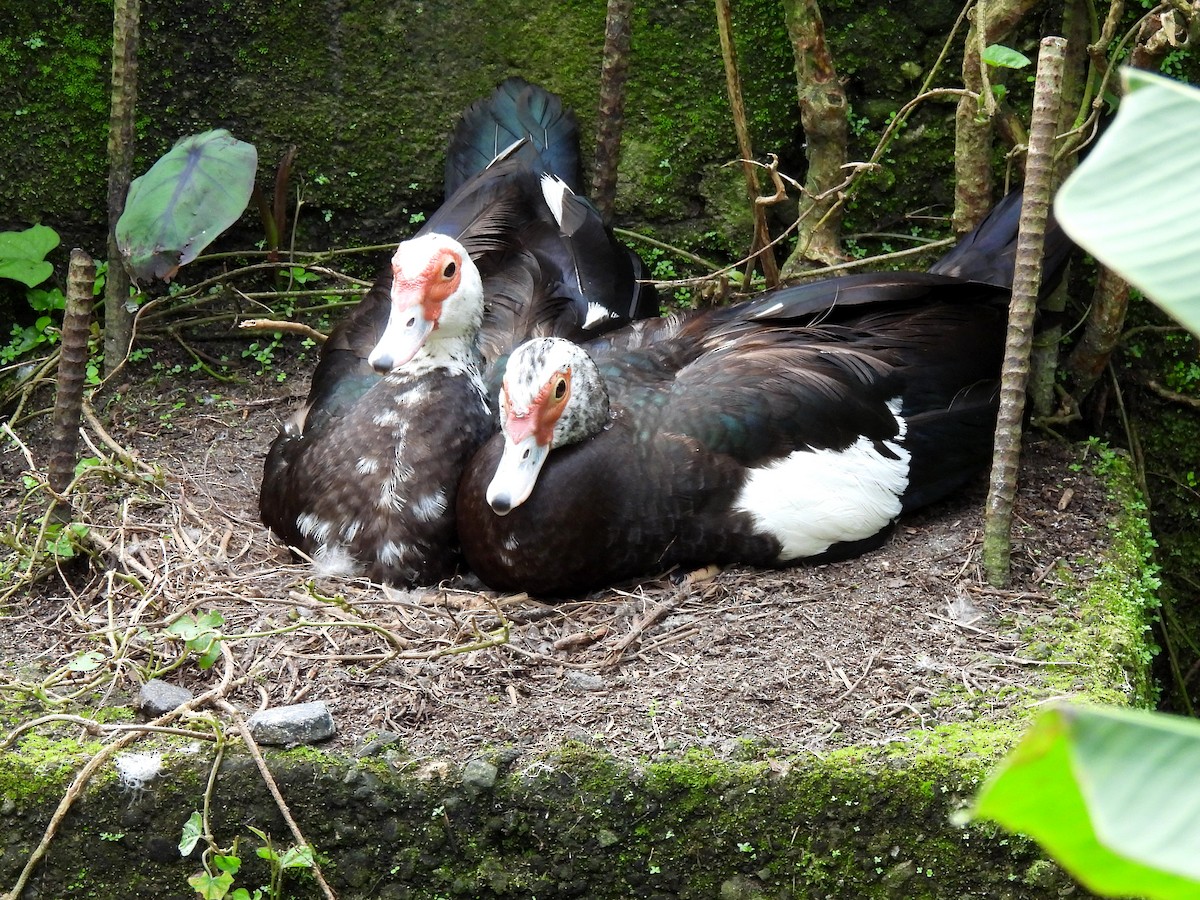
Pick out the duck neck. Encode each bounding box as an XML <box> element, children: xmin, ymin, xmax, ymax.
<box><xmin>401</xmin><ymin>330</ymin><xmax>487</xmax><ymax>402</ymax></box>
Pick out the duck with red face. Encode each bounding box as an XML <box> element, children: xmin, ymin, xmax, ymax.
<box><xmin>258</xmin><ymin>79</ymin><xmax>659</xmax><ymax>585</ymax></box>
<box><xmin>455</xmin><ymin>191</ymin><xmax>1071</xmax><ymax>597</ymax></box>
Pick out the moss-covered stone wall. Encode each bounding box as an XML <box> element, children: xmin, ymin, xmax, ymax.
<box><xmin>0</xmin><ymin>742</ymin><xmax>1083</xmax><ymax>900</ymax></box>
<box><xmin>2</xmin><ymin>1</ymin><xmax>985</xmax><ymax>271</ymax></box>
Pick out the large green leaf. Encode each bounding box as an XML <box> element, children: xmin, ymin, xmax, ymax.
<box><xmin>0</xmin><ymin>224</ymin><xmax>60</xmax><ymax>287</ymax></box>
<box><xmin>1055</xmin><ymin>70</ymin><xmax>1200</xmax><ymax>336</ymax></box>
<box><xmin>971</xmin><ymin>704</ymin><xmax>1200</xmax><ymax>898</ymax></box>
<box><xmin>116</xmin><ymin>129</ymin><xmax>257</xmax><ymax>283</ymax></box>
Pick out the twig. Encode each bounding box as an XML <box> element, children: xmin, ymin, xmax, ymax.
<box><xmin>0</xmin><ymin>714</ymin><xmax>218</xmax><ymax>750</ymax></box>
<box><xmin>81</xmin><ymin>401</ymin><xmax>158</xmax><ymax>477</ymax></box>
<box><xmin>1144</xmin><ymin>379</ymin><xmax>1200</xmax><ymax>411</ymax></box>
<box><xmin>239</xmin><ymin>319</ymin><xmax>329</xmax><ymax>343</ymax></box>
<box><xmin>833</xmin><ymin>653</ymin><xmax>877</xmax><ymax>704</ymax></box>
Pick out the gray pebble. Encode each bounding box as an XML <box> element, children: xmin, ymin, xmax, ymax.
<box><xmin>247</xmin><ymin>701</ymin><xmax>335</xmax><ymax>745</ymax></box>
<box><xmin>138</xmin><ymin>679</ymin><xmax>194</xmax><ymax>717</ymax></box>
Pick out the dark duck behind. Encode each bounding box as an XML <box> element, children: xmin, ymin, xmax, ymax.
<box><xmin>258</xmin><ymin>78</ymin><xmax>657</xmax><ymax>585</ymax></box>
<box><xmin>456</xmin><ymin>192</ymin><xmax>1072</xmax><ymax>596</ymax></box>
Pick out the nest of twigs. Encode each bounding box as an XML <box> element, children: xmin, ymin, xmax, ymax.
<box><xmin>1</xmin><ymin>357</ymin><xmax>1112</xmax><ymax>763</ymax></box>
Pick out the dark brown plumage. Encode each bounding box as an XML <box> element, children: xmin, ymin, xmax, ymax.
<box><xmin>455</xmin><ymin>192</ymin><xmax>1072</xmax><ymax>596</ymax></box>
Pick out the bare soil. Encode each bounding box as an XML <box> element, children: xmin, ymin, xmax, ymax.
<box><xmin>0</xmin><ymin>344</ymin><xmax>1114</xmax><ymax>764</ymax></box>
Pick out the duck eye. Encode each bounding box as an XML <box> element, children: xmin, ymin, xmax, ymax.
<box><xmin>553</xmin><ymin>379</ymin><xmax>567</xmax><ymax>400</ymax></box>
<box><xmin>443</xmin><ymin>260</ymin><xmax>456</xmax><ymax>278</ymax></box>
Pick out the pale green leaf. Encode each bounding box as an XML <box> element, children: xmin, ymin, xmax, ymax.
<box><xmin>277</xmin><ymin>844</ymin><xmax>314</xmax><ymax>870</ymax></box>
<box><xmin>971</xmin><ymin>704</ymin><xmax>1200</xmax><ymax>898</ymax></box>
<box><xmin>179</xmin><ymin>810</ymin><xmax>204</xmax><ymax>856</ymax></box>
<box><xmin>116</xmin><ymin>130</ymin><xmax>257</xmax><ymax>283</ymax></box>
<box><xmin>187</xmin><ymin>870</ymin><xmax>234</xmax><ymax>900</ymax></box>
<box><xmin>0</xmin><ymin>224</ymin><xmax>60</xmax><ymax>287</ymax></box>
<box><xmin>213</xmin><ymin>853</ymin><xmax>242</xmax><ymax>876</ymax></box>
<box><xmin>982</xmin><ymin>44</ymin><xmax>1031</xmax><ymax>69</ymax></box>
<box><xmin>68</xmin><ymin>650</ymin><xmax>105</xmax><ymax>672</ymax></box>
<box><xmin>1055</xmin><ymin>70</ymin><xmax>1200</xmax><ymax>336</ymax></box>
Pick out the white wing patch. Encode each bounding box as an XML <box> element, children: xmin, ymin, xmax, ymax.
<box><xmin>734</xmin><ymin>407</ymin><xmax>911</xmax><ymax>560</ymax></box>
<box><xmin>540</xmin><ymin>174</ymin><xmax>569</xmax><ymax>227</ymax></box>
<box><xmin>583</xmin><ymin>302</ymin><xmax>620</xmax><ymax>330</ymax></box>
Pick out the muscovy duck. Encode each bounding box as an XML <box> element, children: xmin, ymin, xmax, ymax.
<box><xmin>455</xmin><ymin>192</ymin><xmax>1071</xmax><ymax>595</ymax></box>
<box><xmin>259</xmin><ymin>78</ymin><xmax>657</xmax><ymax>584</ymax></box>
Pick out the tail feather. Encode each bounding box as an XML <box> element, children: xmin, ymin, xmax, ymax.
<box><xmin>423</xmin><ymin>148</ymin><xmax>531</xmax><ymax>255</ymax></box>
<box><xmin>444</xmin><ymin>77</ymin><xmax>581</xmax><ymax>198</ymax></box>
<box><xmin>929</xmin><ymin>191</ymin><xmax>1073</xmax><ymax>292</ymax></box>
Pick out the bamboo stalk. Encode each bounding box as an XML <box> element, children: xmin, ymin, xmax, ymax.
<box><xmin>103</xmin><ymin>0</ymin><xmax>140</xmax><ymax>373</ymax></box>
<box><xmin>47</xmin><ymin>250</ymin><xmax>96</xmax><ymax>517</ymax></box>
<box><xmin>982</xmin><ymin>35</ymin><xmax>1067</xmax><ymax>587</ymax></box>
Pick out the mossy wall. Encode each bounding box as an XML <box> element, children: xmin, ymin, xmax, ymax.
<box><xmin>2</xmin><ymin>0</ymin><xmax>979</xmax><ymax>273</ymax></box>
<box><xmin>0</xmin><ymin>742</ymin><xmax>1081</xmax><ymax>900</ymax></box>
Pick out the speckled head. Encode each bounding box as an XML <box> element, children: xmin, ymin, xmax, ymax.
<box><xmin>486</xmin><ymin>337</ymin><xmax>610</xmax><ymax>514</ymax></box>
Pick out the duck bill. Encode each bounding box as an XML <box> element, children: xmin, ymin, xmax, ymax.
<box><xmin>485</xmin><ymin>433</ymin><xmax>549</xmax><ymax>516</ymax></box>
<box><xmin>368</xmin><ymin>304</ymin><xmax>435</xmax><ymax>373</ymax></box>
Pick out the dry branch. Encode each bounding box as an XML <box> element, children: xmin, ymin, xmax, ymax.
<box><xmin>716</xmin><ymin>0</ymin><xmax>781</xmax><ymax>286</ymax></box>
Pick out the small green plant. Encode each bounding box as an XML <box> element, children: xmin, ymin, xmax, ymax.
<box><xmin>242</xmin><ymin>333</ymin><xmax>284</xmax><ymax>378</ymax></box>
<box><xmin>0</xmin><ymin>224</ymin><xmax>67</xmax><ymax>365</ymax></box>
<box><xmin>980</xmin><ymin>43</ymin><xmax>1031</xmax><ymax>107</ymax></box>
<box><xmin>165</xmin><ymin>611</ymin><xmax>226</xmax><ymax>669</ymax></box>
<box><xmin>180</xmin><ymin>813</ymin><xmax>313</xmax><ymax>900</ymax></box>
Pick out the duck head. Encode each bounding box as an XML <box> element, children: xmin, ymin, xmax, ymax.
<box><xmin>368</xmin><ymin>233</ymin><xmax>484</xmax><ymax>373</ymax></box>
<box><xmin>486</xmin><ymin>337</ymin><xmax>610</xmax><ymax>515</ymax></box>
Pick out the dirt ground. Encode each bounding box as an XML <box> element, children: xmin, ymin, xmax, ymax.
<box><xmin>0</xmin><ymin>342</ymin><xmax>1114</xmax><ymax>764</ymax></box>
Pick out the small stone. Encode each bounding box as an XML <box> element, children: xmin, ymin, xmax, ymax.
<box><xmin>565</xmin><ymin>670</ymin><xmax>605</xmax><ymax>691</ymax></box>
<box><xmin>719</xmin><ymin>874</ymin><xmax>766</xmax><ymax>900</ymax></box>
<box><xmin>461</xmin><ymin>758</ymin><xmax>498</xmax><ymax>796</ymax></box>
<box><xmin>246</xmin><ymin>701</ymin><xmax>335</xmax><ymax>745</ymax></box>
<box><xmin>138</xmin><ymin>679</ymin><xmax>193</xmax><ymax>718</ymax></box>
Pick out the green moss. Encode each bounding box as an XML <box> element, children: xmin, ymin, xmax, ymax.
<box><xmin>1030</xmin><ymin>444</ymin><xmax>1162</xmax><ymax>708</ymax></box>
<box><xmin>0</xmin><ymin>732</ymin><xmax>99</xmax><ymax>800</ymax></box>
<box><xmin>0</xmin><ymin>1</ymin><xmax>112</xmax><ymax>247</ymax></box>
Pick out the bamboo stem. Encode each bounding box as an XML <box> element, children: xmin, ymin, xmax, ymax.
<box><xmin>103</xmin><ymin>0</ymin><xmax>140</xmax><ymax>373</ymax></box>
<box><xmin>982</xmin><ymin>35</ymin><xmax>1066</xmax><ymax>587</ymax></box>
<box><xmin>47</xmin><ymin>250</ymin><xmax>96</xmax><ymax>516</ymax></box>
